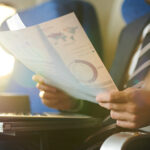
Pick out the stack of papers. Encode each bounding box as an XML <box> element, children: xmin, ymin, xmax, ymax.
<box><xmin>0</xmin><ymin>13</ymin><xmax>117</xmax><ymax>103</ymax></box>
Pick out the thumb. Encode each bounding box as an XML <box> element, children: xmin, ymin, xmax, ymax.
<box><xmin>32</xmin><ymin>74</ymin><xmax>45</xmax><ymax>83</ymax></box>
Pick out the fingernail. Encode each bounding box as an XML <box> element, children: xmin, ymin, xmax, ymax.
<box><xmin>39</xmin><ymin>91</ymin><xmax>45</xmax><ymax>98</ymax></box>
<box><xmin>32</xmin><ymin>74</ymin><xmax>44</xmax><ymax>83</ymax></box>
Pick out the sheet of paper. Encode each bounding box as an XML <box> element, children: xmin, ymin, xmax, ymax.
<box><xmin>0</xmin><ymin>13</ymin><xmax>118</xmax><ymax>103</ymax></box>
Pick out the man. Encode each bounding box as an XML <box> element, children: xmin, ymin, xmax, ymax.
<box><xmin>0</xmin><ymin>1</ymin><xmax>103</xmax><ymax>150</ymax></box>
<box><xmin>34</xmin><ymin>0</ymin><xmax>150</xmax><ymax>130</ymax></box>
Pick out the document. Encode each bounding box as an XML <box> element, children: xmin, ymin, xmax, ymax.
<box><xmin>0</xmin><ymin>13</ymin><xmax>118</xmax><ymax>103</ymax></box>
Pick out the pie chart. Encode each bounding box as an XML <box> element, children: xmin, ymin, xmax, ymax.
<box><xmin>69</xmin><ymin>59</ymin><xmax>98</xmax><ymax>83</ymax></box>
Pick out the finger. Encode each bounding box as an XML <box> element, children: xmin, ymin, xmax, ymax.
<box><xmin>32</xmin><ymin>74</ymin><xmax>45</xmax><ymax>83</ymax></box>
<box><xmin>110</xmin><ymin>110</ymin><xmax>138</xmax><ymax>122</ymax></box>
<box><xmin>96</xmin><ymin>91</ymin><xmax>127</xmax><ymax>103</ymax></box>
<box><xmin>98</xmin><ymin>102</ymin><xmax>127</xmax><ymax>111</ymax></box>
<box><xmin>116</xmin><ymin>120</ymin><xmax>139</xmax><ymax>129</ymax></box>
<box><xmin>39</xmin><ymin>91</ymin><xmax>57</xmax><ymax>99</ymax></box>
<box><xmin>42</xmin><ymin>98</ymin><xmax>69</xmax><ymax>110</ymax></box>
<box><xmin>37</xmin><ymin>83</ymin><xmax>57</xmax><ymax>93</ymax></box>
<box><xmin>41</xmin><ymin>98</ymin><xmax>59</xmax><ymax>108</ymax></box>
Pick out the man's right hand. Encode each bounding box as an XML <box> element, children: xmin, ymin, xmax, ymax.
<box><xmin>32</xmin><ymin>75</ymin><xmax>78</xmax><ymax>111</ymax></box>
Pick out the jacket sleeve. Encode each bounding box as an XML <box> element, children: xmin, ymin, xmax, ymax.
<box><xmin>73</xmin><ymin>99</ymin><xmax>109</xmax><ymax>119</ymax></box>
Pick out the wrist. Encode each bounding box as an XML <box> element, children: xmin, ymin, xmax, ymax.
<box><xmin>64</xmin><ymin>98</ymin><xmax>84</xmax><ymax>113</ymax></box>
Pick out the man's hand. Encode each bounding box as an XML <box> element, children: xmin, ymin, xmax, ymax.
<box><xmin>96</xmin><ymin>88</ymin><xmax>150</xmax><ymax>129</ymax></box>
<box><xmin>32</xmin><ymin>75</ymin><xmax>77</xmax><ymax>111</ymax></box>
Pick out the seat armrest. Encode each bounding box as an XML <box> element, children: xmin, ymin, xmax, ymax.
<box><xmin>100</xmin><ymin>131</ymin><xmax>150</xmax><ymax>150</ymax></box>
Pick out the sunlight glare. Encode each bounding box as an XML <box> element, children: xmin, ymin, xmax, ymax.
<box><xmin>0</xmin><ymin>4</ymin><xmax>16</xmax><ymax>77</ymax></box>
<box><xmin>0</xmin><ymin>47</ymin><xmax>15</xmax><ymax>77</ymax></box>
